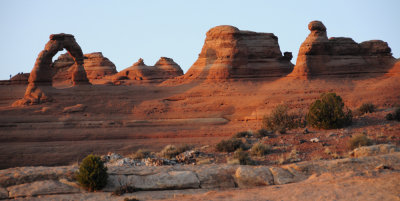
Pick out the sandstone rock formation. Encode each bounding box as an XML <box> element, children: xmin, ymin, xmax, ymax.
<box><xmin>290</xmin><ymin>21</ymin><xmax>396</xmax><ymax>78</ymax></box>
<box><xmin>183</xmin><ymin>25</ymin><xmax>294</xmax><ymax>80</ymax></box>
<box><xmin>113</xmin><ymin>57</ymin><xmax>183</xmax><ymax>82</ymax></box>
<box><xmin>29</xmin><ymin>34</ymin><xmax>90</xmax><ymax>86</ymax></box>
<box><xmin>15</xmin><ymin>34</ymin><xmax>90</xmax><ymax>106</ymax></box>
<box><xmin>10</xmin><ymin>73</ymin><xmax>29</xmax><ymax>85</ymax></box>
<box><xmin>53</xmin><ymin>52</ymin><xmax>117</xmax><ymax>80</ymax></box>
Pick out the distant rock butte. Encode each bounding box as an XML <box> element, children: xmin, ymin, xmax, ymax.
<box><xmin>52</xmin><ymin>52</ymin><xmax>117</xmax><ymax>80</ymax></box>
<box><xmin>113</xmin><ymin>57</ymin><xmax>183</xmax><ymax>81</ymax></box>
<box><xmin>183</xmin><ymin>25</ymin><xmax>294</xmax><ymax>80</ymax></box>
<box><xmin>290</xmin><ymin>21</ymin><xmax>396</xmax><ymax>78</ymax></box>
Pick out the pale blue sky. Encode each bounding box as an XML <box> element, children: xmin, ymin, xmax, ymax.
<box><xmin>0</xmin><ymin>0</ymin><xmax>399</xmax><ymax>80</ymax></box>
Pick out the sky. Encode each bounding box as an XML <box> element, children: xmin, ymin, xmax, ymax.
<box><xmin>0</xmin><ymin>0</ymin><xmax>399</xmax><ymax>80</ymax></box>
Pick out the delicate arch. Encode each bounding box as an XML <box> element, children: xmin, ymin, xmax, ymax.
<box><xmin>28</xmin><ymin>33</ymin><xmax>90</xmax><ymax>85</ymax></box>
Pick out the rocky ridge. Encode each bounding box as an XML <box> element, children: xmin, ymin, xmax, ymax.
<box><xmin>113</xmin><ymin>57</ymin><xmax>183</xmax><ymax>83</ymax></box>
<box><xmin>52</xmin><ymin>52</ymin><xmax>117</xmax><ymax>80</ymax></box>
<box><xmin>290</xmin><ymin>21</ymin><xmax>396</xmax><ymax>78</ymax></box>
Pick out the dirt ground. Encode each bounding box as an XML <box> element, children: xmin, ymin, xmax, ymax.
<box><xmin>0</xmin><ymin>74</ymin><xmax>399</xmax><ymax>169</ymax></box>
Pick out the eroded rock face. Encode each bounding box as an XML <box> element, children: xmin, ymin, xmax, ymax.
<box><xmin>53</xmin><ymin>52</ymin><xmax>117</xmax><ymax>80</ymax></box>
<box><xmin>290</xmin><ymin>21</ymin><xmax>396</xmax><ymax>78</ymax></box>
<box><xmin>113</xmin><ymin>57</ymin><xmax>183</xmax><ymax>82</ymax></box>
<box><xmin>184</xmin><ymin>25</ymin><xmax>294</xmax><ymax>80</ymax></box>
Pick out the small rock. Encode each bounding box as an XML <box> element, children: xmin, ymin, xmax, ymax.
<box><xmin>303</xmin><ymin>128</ymin><xmax>309</xmax><ymax>134</ymax></box>
<box><xmin>310</xmin><ymin>138</ymin><xmax>320</xmax><ymax>143</ymax></box>
<box><xmin>63</xmin><ymin>104</ymin><xmax>86</xmax><ymax>113</ymax></box>
<box><xmin>299</xmin><ymin>139</ymin><xmax>307</xmax><ymax>144</ymax></box>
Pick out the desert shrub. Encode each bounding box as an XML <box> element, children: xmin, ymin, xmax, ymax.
<box><xmin>262</xmin><ymin>105</ymin><xmax>302</xmax><ymax>132</ymax></box>
<box><xmin>358</xmin><ymin>103</ymin><xmax>375</xmax><ymax>114</ymax></box>
<box><xmin>159</xmin><ymin>144</ymin><xmax>192</xmax><ymax>159</ymax></box>
<box><xmin>216</xmin><ymin>138</ymin><xmax>244</xmax><ymax>152</ymax></box>
<box><xmin>386</xmin><ymin>107</ymin><xmax>400</xmax><ymax>121</ymax></box>
<box><xmin>233</xmin><ymin>148</ymin><xmax>254</xmax><ymax>165</ymax></box>
<box><xmin>76</xmin><ymin>154</ymin><xmax>108</xmax><ymax>192</ymax></box>
<box><xmin>131</xmin><ymin>149</ymin><xmax>151</xmax><ymax>160</ymax></box>
<box><xmin>348</xmin><ymin>134</ymin><xmax>373</xmax><ymax>150</ymax></box>
<box><xmin>112</xmin><ymin>185</ymin><xmax>136</xmax><ymax>196</ymax></box>
<box><xmin>233</xmin><ymin>131</ymin><xmax>252</xmax><ymax>138</ymax></box>
<box><xmin>253</xmin><ymin>129</ymin><xmax>270</xmax><ymax>138</ymax></box>
<box><xmin>306</xmin><ymin>93</ymin><xmax>352</xmax><ymax>129</ymax></box>
<box><xmin>386</xmin><ymin>113</ymin><xmax>394</xmax><ymax>120</ymax></box>
<box><xmin>250</xmin><ymin>143</ymin><xmax>271</xmax><ymax>156</ymax></box>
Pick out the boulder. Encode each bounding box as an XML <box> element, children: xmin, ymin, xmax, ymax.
<box><xmin>194</xmin><ymin>165</ymin><xmax>237</xmax><ymax>189</ymax></box>
<box><xmin>0</xmin><ymin>187</ymin><xmax>7</xmax><ymax>199</ymax></box>
<box><xmin>269</xmin><ymin>167</ymin><xmax>295</xmax><ymax>185</ymax></box>
<box><xmin>128</xmin><ymin>171</ymin><xmax>200</xmax><ymax>190</ymax></box>
<box><xmin>53</xmin><ymin>52</ymin><xmax>117</xmax><ymax>80</ymax></box>
<box><xmin>105</xmin><ymin>170</ymin><xmax>200</xmax><ymax>191</ymax></box>
<box><xmin>352</xmin><ymin>144</ymin><xmax>400</xmax><ymax>158</ymax></box>
<box><xmin>7</xmin><ymin>180</ymin><xmax>80</xmax><ymax>198</ymax></box>
<box><xmin>183</xmin><ymin>25</ymin><xmax>294</xmax><ymax>80</ymax></box>
<box><xmin>290</xmin><ymin>21</ymin><xmax>396</xmax><ymax>78</ymax></box>
<box><xmin>234</xmin><ymin>166</ymin><xmax>273</xmax><ymax>187</ymax></box>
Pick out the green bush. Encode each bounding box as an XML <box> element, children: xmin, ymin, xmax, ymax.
<box><xmin>233</xmin><ymin>131</ymin><xmax>252</xmax><ymax>138</ymax></box>
<box><xmin>216</xmin><ymin>138</ymin><xmax>244</xmax><ymax>152</ymax></box>
<box><xmin>250</xmin><ymin>143</ymin><xmax>271</xmax><ymax>156</ymax></box>
<box><xmin>253</xmin><ymin>129</ymin><xmax>270</xmax><ymax>138</ymax></box>
<box><xmin>358</xmin><ymin>103</ymin><xmax>375</xmax><ymax>114</ymax></box>
<box><xmin>233</xmin><ymin>148</ymin><xmax>254</xmax><ymax>165</ymax></box>
<box><xmin>306</xmin><ymin>93</ymin><xmax>352</xmax><ymax>129</ymax></box>
<box><xmin>76</xmin><ymin>154</ymin><xmax>108</xmax><ymax>192</ymax></box>
<box><xmin>262</xmin><ymin>105</ymin><xmax>302</xmax><ymax>132</ymax></box>
<box><xmin>386</xmin><ymin>107</ymin><xmax>400</xmax><ymax>121</ymax></box>
<box><xmin>348</xmin><ymin>134</ymin><xmax>373</xmax><ymax>150</ymax></box>
<box><xmin>159</xmin><ymin>144</ymin><xmax>192</xmax><ymax>159</ymax></box>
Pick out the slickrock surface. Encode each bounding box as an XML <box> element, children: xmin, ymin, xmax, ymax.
<box><xmin>113</xmin><ymin>57</ymin><xmax>183</xmax><ymax>83</ymax></box>
<box><xmin>53</xmin><ymin>52</ymin><xmax>117</xmax><ymax>80</ymax></box>
<box><xmin>290</xmin><ymin>21</ymin><xmax>396</xmax><ymax>78</ymax></box>
<box><xmin>183</xmin><ymin>25</ymin><xmax>293</xmax><ymax>80</ymax></box>
<box><xmin>0</xmin><ymin>151</ymin><xmax>399</xmax><ymax>200</ymax></box>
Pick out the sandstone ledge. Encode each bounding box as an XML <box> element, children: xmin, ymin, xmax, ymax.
<box><xmin>0</xmin><ymin>150</ymin><xmax>399</xmax><ymax>200</ymax></box>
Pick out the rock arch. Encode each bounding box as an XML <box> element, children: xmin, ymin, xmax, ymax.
<box><xmin>29</xmin><ymin>33</ymin><xmax>90</xmax><ymax>86</ymax></box>
<box><xmin>15</xmin><ymin>34</ymin><xmax>90</xmax><ymax>106</ymax></box>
